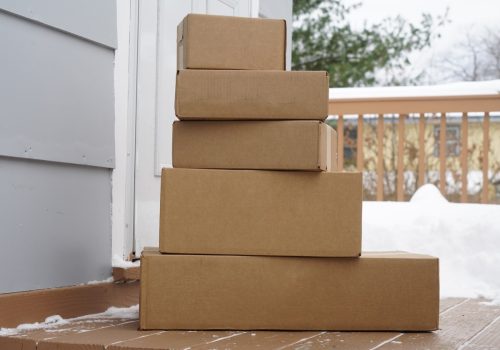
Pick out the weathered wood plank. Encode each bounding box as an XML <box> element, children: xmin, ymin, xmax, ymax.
<box><xmin>461</xmin><ymin>314</ymin><xmax>500</xmax><ymax>349</ymax></box>
<box><xmin>461</xmin><ymin>113</ymin><xmax>469</xmax><ymax>203</ymax></box>
<box><xmin>377</xmin><ymin>299</ymin><xmax>500</xmax><ymax>349</ymax></box>
<box><xmin>37</xmin><ymin>321</ymin><xmax>156</xmax><ymax>350</ymax></box>
<box><xmin>291</xmin><ymin>331</ymin><xmax>401</xmax><ymax>350</ymax></box>
<box><xmin>0</xmin><ymin>336</ymin><xmax>36</xmax><ymax>350</ymax></box>
<box><xmin>482</xmin><ymin>112</ymin><xmax>490</xmax><ymax>204</ymax></box>
<box><xmin>109</xmin><ymin>331</ymin><xmax>244</xmax><ymax>350</ymax></box>
<box><xmin>417</xmin><ymin>113</ymin><xmax>426</xmax><ymax>187</ymax></box>
<box><xmin>337</xmin><ymin>114</ymin><xmax>344</xmax><ymax>171</ymax></box>
<box><xmin>2</xmin><ymin>298</ymin><xmax>498</xmax><ymax>350</ymax></box>
<box><xmin>0</xmin><ymin>317</ymin><xmax>132</xmax><ymax>350</ymax></box>
<box><xmin>328</xmin><ymin>93</ymin><xmax>500</xmax><ymax>115</ymax></box>
<box><xmin>439</xmin><ymin>112</ymin><xmax>447</xmax><ymax>195</ymax></box>
<box><xmin>440</xmin><ymin>298</ymin><xmax>468</xmax><ymax>313</ymax></box>
<box><xmin>113</xmin><ymin>267</ymin><xmax>141</xmax><ymax>282</ymax></box>
<box><xmin>397</xmin><ymin>114</ymin><xmax>405</xmax><ymax>201</ymax></box>
<box><xmin>192</xmin><ymin>331</ymin><xmax>323</xmax><ymax>350</ymax></box>
<box><xmin>0</xmin><ymin>281</ymin><xmax>139</xmax><ymax>328</ymax></box>
<box><xmin>377</xmin><ymin>114</ymin><xmax>384</xmax><ymax>201</ymax></box>
<box><xmin>357</xmin><ymin>115</ymin><xmax>364</xmax><ymax>171</ymax></box>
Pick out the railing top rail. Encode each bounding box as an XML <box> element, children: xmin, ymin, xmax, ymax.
<box><xmin>328</xmin><ymin>81</ymin><xmax>500</xmax><ymax>115</ymax></box>
<box><xmin>329</xmin><ymin>93</ymin><xmax>500</xmax><ymax>115</ymax></box>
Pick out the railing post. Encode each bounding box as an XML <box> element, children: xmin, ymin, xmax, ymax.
<box><xmin>397</xmin><ymin>114</ymin><xmax>405</xmax><ymax>201</ymax></box>
<box><xmin>482</xmin><ymin>112</ymin><xmax>490</xmax><ymax>203</ymax></box>
<box><xmin>337</xmin><ymin>114</ymin><xmax>344</xmax><ymax>171</ymax></box>
<box><xmin>461</xmin><ymin>112</ymin><xmax>468</xmax><ymax>203</ymax></box>
<box><xmin>376</xmin><ymin>114</ymin><xmax>384</xmax><ymax>201</ymax></box>
<box><xmin>356</xmin><ymin>115</ymin><xmax>364</xmax><ymax>172</ymax></box>
<box><xmin>418</xmin><ymin>113</ymin><xmax>426</xmax><ymax>187</ymax></box>
<box><xmin>439</xmin><ymin>112</ymin><xmax>447</xmax><ymax>195</ymax></box>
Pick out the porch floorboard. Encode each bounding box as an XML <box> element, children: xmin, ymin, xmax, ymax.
<box><xmin>1</xmin><ymin>298</ymin><xmax>499</xmax><ymax>350</ymax></box>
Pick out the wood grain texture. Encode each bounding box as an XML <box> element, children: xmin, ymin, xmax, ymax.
<box><xmin>0</xmin><ymin>281</ymin><xmax>139</xmax><ymax>328</ymax></box>
<box><xmin>109</xmin><ymin>331</ymin><xmax>243</xmax><ymax>350</ymax></box>
<box><xmin>337</xmin><ymin>114</ymin><xmax>344</xmax><ymax>171</ymax></box>
<box><xmin>440</xmin><ymin>298</ymin><xmax>468</xmax><ymax>313</ymax></box>
<box><xmin>192</xmin><ymin>331</ymin><xmax>324</xmax><ymax>350</ymax></box>
<box><xmin>1</xmin><ymin>298</ymin><xmax>499</xmax><ymax>350</ymax></box>
<box><xmin>113</xmin><ymin>267</ymin><xmax>141</xmax><ymax>282</ymax></box>
<box><xmin>482</xmin><ymin>112</ymin><xmax>490</xmax><ymax>204</ymax></box>
<box><xmin>461</xmin><ymin>314</ymin><xmax>500</xmax><ymax>349</ymax></box>
<box><xmin>0</xmin><ymin>317</ymin><xmax>130</xmax><ymax>350</ymax></box>
<box><xmin>397</xmin><ymin>114</ymin><xmax>406</xmax><ymax>201</ymax></box>
<box><xmin>376</xmin><ymin>114</ymin><xmax>384</xmax><ymax>201</ymax></box>
<box><xmin>37</xmin><ymin>321</ymin><xmax>150</xmax><ymax>350</ymax></box>
<box><xmin>377</xmin><ymin>299</ymin><xmax>500</xmax><ymax>349</ymax></box>
<box><xmin>328</xmin><ymin>93</ymin><xmax>500</xmax><ymax>115</ymax></box>
<box><xmin>290</xmin><ymin>331</ymin><xmax>401</xmax><ymax>350</ymax></box>
<box><xmin>417</xmin><ymin>114</ymin><xmax>426</xmax><ymax>187</ymax></box>
<box><xmin>357</xmin><ymin>115</ymin><xmax>364</xmax><ymax>172</ymax></box>
<box><xmin>439</xmin><ymin>112</ymin><xmax>447</xmax><ymax>195</ymax></box>
<box><xmin>461</xmin><ymin>113</ymin><xmax>469</xmax><ymax>203</ymax></box>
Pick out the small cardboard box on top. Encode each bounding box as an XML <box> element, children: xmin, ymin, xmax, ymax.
<box><xmin>175</xmin><ymin>70</ymin><xmax>329</xmax><ymax>120</ymax></box>
<box><xmin>172</xmin><ymin>120</ymin><xmax>337</xmax><ymax>171</ymax></box>
<box><xmin>140</xmin><ymin>249</ymin><xmax>439</xmax><ymax>331</ymax></box>
<box><xmin>159</xmin><ymin>168</ymin><xmax>362</xmax><ymax>257</ymax></box>
<box><xmin>177</xmin><ymin>14</ymin><xmax>286</xmax><ymax>70</ymax></box>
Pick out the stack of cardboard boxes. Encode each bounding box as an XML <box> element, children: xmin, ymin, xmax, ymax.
<box><xmin>140</xmin><ymin>14</ymin><xmax>439</xmax><ymax>331</ymax></box>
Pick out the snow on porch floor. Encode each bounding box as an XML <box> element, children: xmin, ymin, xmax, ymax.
<box><xmin>1</xmin><ymin>298</ymin><xmax>499</xmax><ymax>349</ymax></box>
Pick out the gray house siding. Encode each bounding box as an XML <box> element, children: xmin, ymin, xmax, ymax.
<box><xmin>0</xmin><ymin>158</ymin><xmax>112</xmax><ymax>292</ymax></box>
<box><xmin>0</xmin><ymin>0</ymin><xmax>116</xmax><ymax>293</ymax></box>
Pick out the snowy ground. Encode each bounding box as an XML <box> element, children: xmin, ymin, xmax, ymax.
<box><xmin>363</xmin><ymin>184</ymin><xmax>500</xmax><ymax>304</ymax></box>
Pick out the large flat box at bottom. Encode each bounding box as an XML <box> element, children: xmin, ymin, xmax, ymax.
<box><xmin>159</xmin><ymin>168</ymin><xmax>361</xmax><ymax>257</ymax></box>
<box><xmin>175</xmin><ymin>70</ymin><xmax>329</xmax><ymax>120</ymax></box>
<box><xmin>140</xmin><ymin>249</ymin><xmax>439</xmax><ymax>331</ymax></box>
<box><xmin>172</xmin><ymin>120</ymin><xmax>337</xmax><ymax>171</ymax></box>
<box><xmin>178</xmin><ymin>14</ymin><xmax>286</xmax><ymax>70</ymax></box>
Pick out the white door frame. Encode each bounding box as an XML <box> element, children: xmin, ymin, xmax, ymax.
<box><xmin>114</xmin><ymin>0</ymin><xmax>292</xmax><ymax>259</ymax></box>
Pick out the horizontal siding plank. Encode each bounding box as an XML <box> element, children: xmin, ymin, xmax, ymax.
<box><xmin>0</xmin><ymin>0</ymin><xmax>116</xmax><ymax>48</ymax></box>
<box><xmin>0</xmin><ymin>11</ymin><xmax>115</xmax><ymax>168</ymax></box>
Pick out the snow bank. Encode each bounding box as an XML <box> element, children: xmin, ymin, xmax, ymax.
<box><xmin>363</xmin><ymin>184</ymin><xmax>500</xmax><ymax>303</ymax></box>
<box><xmin>0</xmin><ymin>305</ymin><xmax>138</xmax><ymax>336</ymax></box>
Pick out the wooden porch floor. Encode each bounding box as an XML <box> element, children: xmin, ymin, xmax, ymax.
<box><xmin>1</xmin><ymin>298</ymin><xmax>499</xmax><ymax>349</ymax></box>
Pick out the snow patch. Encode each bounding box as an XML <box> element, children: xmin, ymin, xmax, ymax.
<box><xmin>409</xmin><ymin>184</ymin><xmax>448</xmax><ymax>204</ymax></box>
<box><xmin>86</xmin><ymin>277</ymin><xmax>114</xmax><ymax>285</ymax></box>
<box><xmin>363</xmin><ymin>184</ymin><xmax>500</xmax><ymax>304</ymax></box>
<box><xmin>0</xmin><ymin>305</ymin><xmax>138</xmax><ymax>336</ymax></box>
<box><xmin>112</xmin><ymin>254</ymin><xmax>140</xmax><ymax>269</ymax></box>
<box><xmin>0</xmin><ymin>315</ymin><xmax>68</xmax><ymax>336</ymax></box>
<box><xmin>77</xmin><ymin>304</ymin><xmax>139</xmax><ymax>320</ymax></box>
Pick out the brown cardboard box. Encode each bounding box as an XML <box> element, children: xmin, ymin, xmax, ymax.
<box><xmin>140</xmin><ymin>249</ymin><xmax>439</xmax><ymax>331</ymax></box>
<box><xmin>159</xmin><ymin>168</ymin><xmax>361</xmax><ymax>257</ymax></box>
<box><xmin>177</xmin><ymin>14</ymin><xmax>286</xmax><ymax>70</ymax></box>
<box><xmin>175</xmin><ymin>70</ymin><xmax>329</xmax><ymax>120</ymax></box>
<box><xmin>172</xmin><ymin>121</ymin><xmax>337</xmax><ymax>171</ymax></box>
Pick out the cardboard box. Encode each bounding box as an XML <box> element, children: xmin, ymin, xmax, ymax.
<box><xmin>159</xmin><ymin>168</ymin><xmax>361</xmax><ymax>257</ymax></box>
<box><xmin>172</xmin><ymin>121</ymin><xmax>337</xmax><ymax>171</ymax></box>
<box><xmin>140</xmin><ymin>249</ymin><xmax>439</xmax><ymax>331</ymax></box>
<box><xmin>175</xmin><ymin>70</ymin><xmax>329</xmax><ymax>120</ymax></box>
<box><xmin>177</xmin><ymin>14</ymin><xmax>286</xmax><ymax>70</ymax></box>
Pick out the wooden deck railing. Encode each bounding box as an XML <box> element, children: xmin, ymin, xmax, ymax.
<box><xmin>329</xmin><ymin>92</ymin><xmax>500</xmax><ymax>203</ymax></box>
